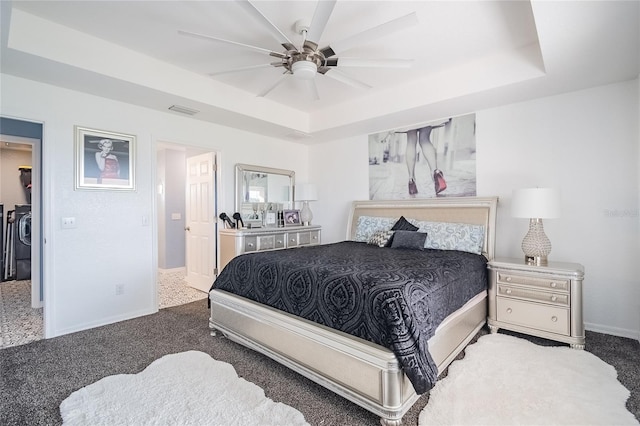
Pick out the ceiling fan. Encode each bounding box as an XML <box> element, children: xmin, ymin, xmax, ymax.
<box><xmin>178</xmin><ymin>0</ymin><xmax>418</xmax><ymax>99</ymax></box>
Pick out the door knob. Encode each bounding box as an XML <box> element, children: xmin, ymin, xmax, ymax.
<box><xmin>185</xmin><ymin>226</ymin><xmax>190</xmax><ymax>231</ymax></box>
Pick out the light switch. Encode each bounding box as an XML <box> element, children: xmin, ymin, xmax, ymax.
<box><xmin>61</xmin><ymin>217</ymin><xmax>76</xmax><ymax>229</ymax></box>
<box><xmin>171</xmin><ymin>213</ymin><xmax>181</xmax><ymax>220</ymax></box>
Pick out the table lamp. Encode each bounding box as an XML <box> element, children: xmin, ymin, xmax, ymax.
<box><xmin>296</xmin><ymin>183</ymin><xmax>318</xmax><ymax>226</ymax></box>
<box><xmin>511</xmin><ymin>188</ymin><xmax>560</xmax><ymax>266</ymax></box>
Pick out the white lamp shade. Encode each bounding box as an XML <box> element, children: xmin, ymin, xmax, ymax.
<box><xmin>512</xmin><ymin>188</ymin><xmax>560</xmax><ymax>219</ymax></box>
<box><xmin>296</xmin><ymin>183</ymin><xmax>318</xmax><ymax>201</ymax></box>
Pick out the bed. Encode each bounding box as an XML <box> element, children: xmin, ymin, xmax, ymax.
<box><xmin>209</xmin><ymin>197</ymin><xmax>498</xmax><ymax>425</ymax></box>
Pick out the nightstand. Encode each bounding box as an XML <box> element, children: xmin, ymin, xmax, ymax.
<box><xmin>487</xmin><ymin>257</ymin><xmax>585</xmax><ymax>349</ymax></box>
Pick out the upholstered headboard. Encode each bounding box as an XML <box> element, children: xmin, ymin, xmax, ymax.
<box><xmin>346</xmin><ymin>197</ymin><xmax>498</xmax><ymax>260</ymax></box>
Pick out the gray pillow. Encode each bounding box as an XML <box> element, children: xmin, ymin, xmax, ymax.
<box><xmin>391</xmin><ymin>230</ymin><xmax>427</xmax><ymax>250</ymax></box>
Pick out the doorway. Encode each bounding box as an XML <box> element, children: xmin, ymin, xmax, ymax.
<box><xmin>0</xmin><ymin>117</ymin><xmax>44</xmax><ymax>348</ymax></box>
<box><xmin>156</xmin><ymin>142</ymin><xmax>218</xmax><ymax>307</ymax></box>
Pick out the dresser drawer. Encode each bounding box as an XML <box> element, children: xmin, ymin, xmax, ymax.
<box><xmin>497</xmin><ymin>272</ymin><xmax>568</xmax><ymax>292</ymax></box>
<box><xmin>244</xmin><ymin>236</ymin><xmax>257</xmax><ymax>252</ymax></box>
<box><xmin>496</xmin><ymin>298</ymin><xmax>570</xmax><ymax>335</ymax></box>
<box><xmin>298</xmin><ymin>231</ymin><xmax>311</xmax><ymax>245</ymax></box>
<box><xmin>256</xmin><ymin>234</ymin><xmax>286</xmax><ymax>251</ymax></box>
<box><xmin>288</xmin><ymin>233</ymin><xmax>299</xmax><ymax>247</ymax></box>
<box><xmin>498</xmin><ymin>284</ymin><xmax>569</xmax><ymax>306</ymax></box>
<box><xmin>309</xmin><ymin>230</ymin><xmax>320</xmax><ymax>245</ymax></box>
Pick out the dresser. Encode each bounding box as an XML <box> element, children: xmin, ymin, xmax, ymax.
<box><xmin>219</xmin><ymin>225</ymin><xmax>321</xmax><ymax>272</ymax></box>
<box><xmin>487</xmin><ymin>257</ymin><xmax>585</xmax><ymax>349</ymax></box>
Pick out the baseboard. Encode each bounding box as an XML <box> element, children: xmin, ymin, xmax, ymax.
<box><xmin>158</xmin><ymin>267</ymin><xmax>186</xmax><ymax>274</ymax></box>
<box><xmin>585</xmin><ymin>322</ymin><xmax>640</xmax><ymax>342</ymax></box>
<box><xmin>53</xmin><ymin>306</ymin><xmax>157</xmax><ymax>338</ymax></box>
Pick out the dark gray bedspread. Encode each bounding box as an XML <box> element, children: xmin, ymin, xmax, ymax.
<box><xmin>211</xmin><ymin>241</ymin><xmax>487</xmax><ymax>393</ymax></box>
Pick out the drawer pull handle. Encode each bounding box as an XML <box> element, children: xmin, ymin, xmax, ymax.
<box><xmin>551</xmin><ymin>316</ymin><xmax>558</xmax><ymax>322</ymax></box>
<box><xmin>290</xmin><ymin>238</ymin><xmax>296</xmax><ymax>242</ymax></box>
<box><xmin>550</xmin><ymin>282</ymin><xmax>557</xmax><ymax>288</ymax></box>
<box><xmin>505</xmin><ymin>276</ymin><xmax>512</xmax><ymax>282</ymax></box>
<box><xmin>277</xmin><ymin>240</ymin><xmax>283</xmax><ymax>244</ymax></box>
<box><xmin>247</xmin><ymin>243</ymin><xmax>254</xmax><ymax>248</ymax></box>
<box><xmin>551</xmin><ymin>295</ymin><xmax>557</xmax><ymax>302</ymax></box>
<box><xmin>505</xmin><ymin>289</ymin><xmax>512</xmax><ymax>295</ymax></box>
<box><xmin>506</xmin><ymin>308</ymin><xmax>512</xmax><ymax>314</ymax></box>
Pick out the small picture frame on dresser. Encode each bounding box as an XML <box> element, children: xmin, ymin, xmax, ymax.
<box><xmin>264</xmin><ymin>211</ymin><xmax>277</xmax><ymax>227</ymax></box>
<box><xmin>283</xmin><ymin>209</ymin><xmax>301</xmax><ymax>227</ymax></box>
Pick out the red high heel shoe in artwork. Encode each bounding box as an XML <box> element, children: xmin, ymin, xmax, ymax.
<box><xmin>408</xmin><ymin>179</ymin><xmax>418</xmax><ymax>195</ymax></box>
<box><xmin>434</xmin><ymin>169</ymin><xmax>447</xmax><ymax>194</ymax></box>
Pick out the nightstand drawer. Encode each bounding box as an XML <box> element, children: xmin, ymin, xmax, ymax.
<box><xmin>498</xmin><ymin>284</ymin><xmax>569</xmax><ymax>306</ymax></box>
<box><xmin>497</xmin><ymin>272</ymin><xmax>569</xmax><ymax>292</ymax></box>
<box><xmin>496</xmin><ymin>298</ymin><xmax>569</xmax><ymax>335</ymax></box>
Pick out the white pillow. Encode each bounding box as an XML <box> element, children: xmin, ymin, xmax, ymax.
<box><xmin>354</xmin><ymin>216</ymin><xmax>398</xmax><ymax>242</ymax></box>
<box><xmin>413</xmin><ymin>220</ymin><xmax>485</xmax><ymax>255</ymax></box>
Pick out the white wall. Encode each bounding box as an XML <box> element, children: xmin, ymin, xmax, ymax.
<box><xmin>311</xmin><ymin>78</ymin><xmax>640</xmax><ymax>340</ymax></box>
<box><xmin>2</xmin><ymin>71</ymin><xmax>637</xmax><ymax>341</ymax></box>
<box><xmin>1</xmin><ymin>73</ymin><xmax>309</xmax><ymax>338</ymax></box>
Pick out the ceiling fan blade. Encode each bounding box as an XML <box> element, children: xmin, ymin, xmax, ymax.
<box><xmin>320</xmin><ymin>69</ymin><xmax>372</xmax><ymax>90</ymax></box>
<box><xmin>257</xmin><ymin>74</ymin><xmax>289</xmax><ymax>98</ymax></box>
<box><xmin>320</xmin><ymin>12</ymin><xmax>419</xmax><ymax>57</ymax></box>
<box><xmin>236</xmin><ymin>0</ymin><xmax>296</xmax><ymax>51</ymax></box>
<box><xmin>178</xmin><ymin>30</ymin><xmax>287</xmax><ymax>58</ymax></box>
<box><xmin>209</xmin><ymin>63</ymin><xmax>275</xmax><ymax>76</ymax></box>
<box><xmin>325</xmin><ymin>58</ymin><xmax>413</xmax><ymax>68</ymax></box>
<box><xmin>306</xmin><ymin>0</ymin><xmax>337</xmax><ymax>44</ymax></box>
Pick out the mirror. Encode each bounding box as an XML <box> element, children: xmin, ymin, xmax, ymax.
<box><xmin>235</xmin><ymin>164</ymin><xmax>295</xmax><ymax>227</ymax></box>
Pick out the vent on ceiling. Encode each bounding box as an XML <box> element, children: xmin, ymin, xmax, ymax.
<box><xmin>168</xmin><ymin>105</ymin><xmax>199</xmax><ymax>116</ymax></box>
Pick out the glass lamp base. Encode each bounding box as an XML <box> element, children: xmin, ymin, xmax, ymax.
<box><xmin>521</xmin><ymin>218</ymin><xmax>552</xmax><ymax>266</ymax></box>
<box><xmin>300</xmin><ymin>201</ymin><xmax>313</xmax><ymax>226</ymax></box>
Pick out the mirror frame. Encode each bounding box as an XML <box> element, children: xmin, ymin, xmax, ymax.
<box><xmin>235</xmin><ymin>163</ymin><xmax>295</xmax><ymax>219</ymax></box>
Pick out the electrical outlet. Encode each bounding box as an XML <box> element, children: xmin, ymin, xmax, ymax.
<box><xmin>115</xmin><ymin>284</ymin><xmax>125</xmax><ymax>295</ymax></box>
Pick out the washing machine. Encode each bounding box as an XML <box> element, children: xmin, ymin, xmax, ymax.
<box><xmin>14</xmin><ymin>204</ymin><xmax>31</xmax><ymax>280</ymax></box>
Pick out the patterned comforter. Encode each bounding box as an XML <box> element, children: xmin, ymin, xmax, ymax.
<box><xmin>211</xmin><ymin>241</ymin><xmax>487</xmax><ymax>393</ymax></box>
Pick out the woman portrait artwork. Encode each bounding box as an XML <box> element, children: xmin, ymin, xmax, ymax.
<box><xmin>75</xmin><ymin>126</ymin><xmax>135</xmax><ymax>190</ymax></box>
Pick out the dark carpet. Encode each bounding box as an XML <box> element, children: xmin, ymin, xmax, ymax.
<box><xmin>1</xmin><ymin>300</ymin><xmax>638</xmax><ymax>425</ymax></box>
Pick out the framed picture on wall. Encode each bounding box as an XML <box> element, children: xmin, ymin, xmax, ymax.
<box><xmin>75</xmin><ymin>126</ymin><xmax>136</xmax><ymax>191</ymax></box>
<box><xmin>283</xmin><ymin>209</ymin><xmax>301</xmax><ymax>227</ymax></box>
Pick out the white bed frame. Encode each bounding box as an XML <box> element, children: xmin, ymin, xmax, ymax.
<box><xmin>209</xmin><ymin>197</ymin><xmax>498</xmax><ymax>425</ymax></box>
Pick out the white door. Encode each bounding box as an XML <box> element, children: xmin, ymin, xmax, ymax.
<box><xmin>185</xmin><ymin>152</ymin><xmax>216</xmax><ymax>292</ymax></box>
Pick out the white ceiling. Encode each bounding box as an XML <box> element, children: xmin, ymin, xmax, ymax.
<box><xmin>1</xmin><ymin>1</ymin><xmax>638</xmax><ymax>144</ymax></box>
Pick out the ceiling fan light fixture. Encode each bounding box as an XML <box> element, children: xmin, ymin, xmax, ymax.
<box><xmin>291</xmin><ymin>60</ymin><xmax>317</xmax><ymax>80</ymax></box>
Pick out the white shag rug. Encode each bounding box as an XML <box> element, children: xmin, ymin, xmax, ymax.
<box><xmin>60</xmin><ymin>351</ymin><xmax>309</xmax><ymax>426</ymax></box>
<box><xmin>419</xmin><ymin>333</ymin><xmax>638</xmax><ymax>425</ymax></box>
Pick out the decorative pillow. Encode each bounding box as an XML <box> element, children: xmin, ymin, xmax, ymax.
<box><xmin>368</xmin><ymin>230</ymin><xmax>395</xmax><ymax>247</ymax></box>
<box><xmin>391</xmin><ymin>216</ymin><xmax>419</xmax><ymax>232</ymax></box>
<box><xmin>414</xmin><ymin>221</ymin><xmax>485</xmax><ymax>254</ymax></box>
<box><xmin>390</xmin><ymin>230</ymin><xmax>427</xmax><ymax>250</ymax></box>
<box><xmin>354</xmin><ymin>216</ymin><xmax>398</xmax><ymax>242</ymax></box>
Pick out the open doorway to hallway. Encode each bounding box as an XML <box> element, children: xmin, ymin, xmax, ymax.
<box><xmin>156</xmin><ymin>142</ymin><xmax>218</xmax><ymax>308</ymax></box>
